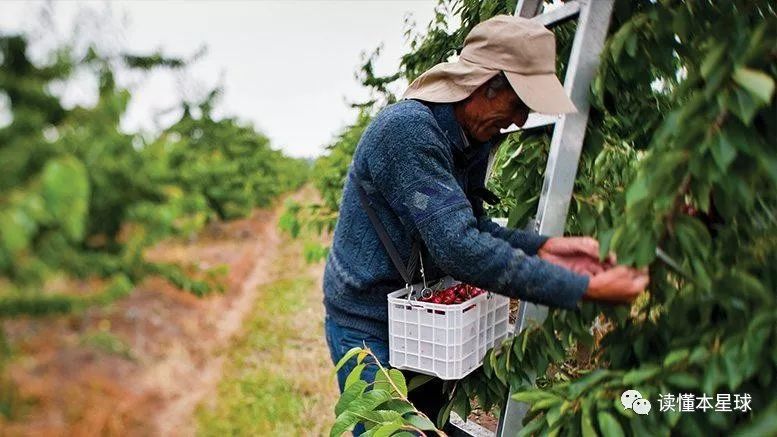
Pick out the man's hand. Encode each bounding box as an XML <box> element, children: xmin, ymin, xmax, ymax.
<box><xmin>538</xmin><ymin>236</ymin><xmax>614</xmax><ymax>276</ymax></box>
<box><xmin>539</xmin><ymin>236</ymin><xmax>648</xmax><ymax>304</ymax></box>
<box><xmin>584</xmin><ymin>266</ymin><xmax>649</xmax><ymax>304</ymax></box>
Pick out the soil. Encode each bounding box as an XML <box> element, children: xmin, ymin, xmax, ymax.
<box><xmin>468</xmin><ymin>407</ymin><xmax>499</xmax><ymax>432</ymax></box>
<box><xmin>0</xmin><ymin>191</ymin><xmax>319</xmax><ymax>437</ymax></box>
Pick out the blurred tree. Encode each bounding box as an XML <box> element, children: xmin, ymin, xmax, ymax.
<box><xmin>0</xmin><ymin>33</ymin><xmax>307</xmax><ymax>317</ymax></box>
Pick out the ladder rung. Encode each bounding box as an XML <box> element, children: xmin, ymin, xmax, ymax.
<box><xmin>532</xmin><ymin>0</ymin><xmax>581</xmax><ymax>27</ymax></box>
<box><xmin>449</xmin><ymin>413</ymin><xmax>494</xmax><ymax>437</ymax></box>
<box><xmin>501</xmin><ymin>113</ymin><xmax>560</xmax><ymax>133</ymax></box>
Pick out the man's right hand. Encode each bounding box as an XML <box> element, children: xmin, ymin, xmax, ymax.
<box><xmin>584</xmin><ymin>265</ymin><xmax>649</xmax><ymax>304</ymax></box>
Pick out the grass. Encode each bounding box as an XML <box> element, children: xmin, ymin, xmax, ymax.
<box><xmin>196</xmin><ymin>232</ymin><xmax>338</xmax><ymax>436</ymax></box>
<box><xmin>80</xmin><ymin>330</ymin><xmax>135</xmax><ymax>360</ymax></box>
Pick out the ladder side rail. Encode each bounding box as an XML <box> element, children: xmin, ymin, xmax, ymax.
<box><xmin>496</xmin><ymin>1</ymin><xmax>614</xmax><ymax>435</ymax></box>
<box><xmin>515</xmin><ymin>0</ymin><xmax>544</xmax><ymax>18</ymax></box>
<box><xmin>534</xmin><ymin>0</ymin><xmax>581</xmax><ymax>27</ymax></box>
<box><xmin>448</xmin><ymin>413</ymin><xmax>494</xmax><ymax>437</ymax></box>
<box><xmin>533</xmin><ymin>0</ymin><xmax>614</xmax><ymax>235</ymax></box>
<box><xmin>501</xmin><ymin>112</ymin><xmax>560</xmax><ymax>134</ymax></box>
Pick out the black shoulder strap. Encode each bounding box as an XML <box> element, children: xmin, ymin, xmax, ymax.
<box><xmin>355</xmin><ymin>179</ymin><xmax>420</xmax><ymax>285</ymax></box>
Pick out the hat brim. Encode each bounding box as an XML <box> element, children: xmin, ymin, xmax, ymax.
<box><xmin>403</xmin><ymin>58</ymin><xmax>499</xmax><ymax>103</ymax></box>
<box><xmin>504</xmin><ymin>71</ymin><xmax>577</xmax><ymax>114</ymax></box>
<box><xmin>403</xmin><ymin>58</ymin><xmax>577</xmax><ymax>115</ymax></box>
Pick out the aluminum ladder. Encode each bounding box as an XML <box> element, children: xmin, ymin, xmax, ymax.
<box><xmin>448</xmin><ymin>0</ymin><xmax>615</xmax><ymax>435</ymax></box>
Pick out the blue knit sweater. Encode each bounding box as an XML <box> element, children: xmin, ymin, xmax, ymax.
<box><xmin>323</xmin><ymin>100</ymin><xmax>588</xmax><ymax>341</ymax></box>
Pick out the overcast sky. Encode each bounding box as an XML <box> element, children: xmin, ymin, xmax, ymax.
<box><xmin>1</xmin><ymin>1</ymin><xmax>439</xmax><ymax>157</ymax></box>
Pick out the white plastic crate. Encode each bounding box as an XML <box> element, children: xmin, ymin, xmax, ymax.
<box><xmin>387</xmin><ymin>277</ymin><xmax>511</xmax><ymax>380</ymax></box>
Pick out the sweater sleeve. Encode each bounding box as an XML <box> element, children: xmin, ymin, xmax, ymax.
<box><xmin>367</xmin><ymin>117</ymin><xmax>587</xmax><ymax>310</ymax></box>
<box><xmin>476</xmin><ymin>216</ymin><xmax>549</xmax><ymax>256</ymax></box>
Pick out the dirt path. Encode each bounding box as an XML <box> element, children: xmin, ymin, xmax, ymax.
<box><xmin>196</xmin><ymin>208</ymin><xmax>339</xmax><ymax>436</ymax></box>
<box><xmin>1</xmin><ymin>187</ymin><xmax>337</xmax><ymax>436</ymax></box>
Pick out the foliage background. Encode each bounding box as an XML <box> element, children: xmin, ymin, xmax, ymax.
<box><xmin>301</xmin><ymin>0</ymin><xmax>777</xmax><ymax>435</ymax></box>
<box><xmin>0</xmin><ymin>32</ymin><xmax>308</xmax><ymax>352</ymax></box>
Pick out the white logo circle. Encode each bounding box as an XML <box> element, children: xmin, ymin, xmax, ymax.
<box><xmin>632</xmin><ymin>398</ymin><xmax>652</xmax><ymax>415</ymax></box>
<box><xmin>621</xmin><ymin>389</ymin><xmax>643</xmax><ymax>410</ymax></box>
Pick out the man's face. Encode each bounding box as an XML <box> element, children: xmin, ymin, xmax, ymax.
<box><xmin>458</xmin><ymin>84</ymin><xmax>530</xmax><ymax>142</ymax></box>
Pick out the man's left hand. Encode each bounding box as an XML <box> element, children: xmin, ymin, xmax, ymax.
<box><xmin>538</xmin><ymin>237</ymin><xmax>614</xmax><ymax>276</ymax></box>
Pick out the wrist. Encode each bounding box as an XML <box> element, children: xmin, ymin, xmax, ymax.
<box><xmin>537</xmin><ymin>236</ymin><xmax>555</xmax><ymax>252</ymax></box>
<box><xmin>584</xmin><ymin>274</ymin><xmax>602</xmax><ymax>300</ymax></box>
<box><xmin>525</xmin><ymin>233</ymin><xmax>551</xmax><ymax>256</ymax></box>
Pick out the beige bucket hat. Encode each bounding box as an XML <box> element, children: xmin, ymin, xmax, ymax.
<box><xmin>403</xmin><ymin>15</ymin><xmax>576</xmax><ymax>114</ymax></box>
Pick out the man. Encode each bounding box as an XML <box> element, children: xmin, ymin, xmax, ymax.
<box><xmin>324</xmin><ymin>15</ymin><xmax>649</xmax><ymax>429</ymax></box>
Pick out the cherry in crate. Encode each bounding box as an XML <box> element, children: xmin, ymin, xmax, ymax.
<box><xmin>419</xmin><ymin>283</ymin><xmax>487</xmax><ymax>305</ymax></box>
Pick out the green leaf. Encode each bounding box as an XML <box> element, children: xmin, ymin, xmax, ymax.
<box><xmin>372</xmin><ymin>419</ymin><xmax>404</xmax><ymax>437</ymax></box>
<box><xmin>730</xmin><ymin>86</ymin><xmax>760</xmax><ymax>125</ymax></box>
<box><xmin>710</xmin><ymin>132</ymin><xmax>737</xmax><ymax>171</ymax></box>
<box><xmin>577</xmin><ymin>202</ymin><xmax>597</xmax><ymax>235</ymax></box>
<box><xmin>375</xmin><ymin>368</ymin><xmax>407</xmax><ymax>397</ymax></box>
<box><xmin>598</xmin><ymin>229</ymin><xmax>615</xmax><ymax>261</ymax></box>
<box><xmin>701</xmin><ymin>44</ymin><xmax>727</xmax><ymax>79</ymax></box>
<box><xmin>633</xmin><ymin>235</ymin><xmax>656</xmax><ymax>267</ymax></box>
<box><xmin>41</xmin><ymin>156</ymin><xmax>90</xmax><ymax>241</ymax></box>
<box><xmin>666</xmin><ymin>373</ymin><xmax>699</xmax><ymax>390</ymax></box>
<box><xmin>625</xmin><ymin>33</ymin><xmax>637</xmax><ymax>57</ymax></box>
<box><xmin>629</xmin><ymin>415</ymin><xmax>654</xmax><ymax>437</ymax></box>
<box><xmin>597</xmin><ymin>411</ymin><xmax>624</xmax><ymax>437</ymax></box>
<box><xmin>0</xmin><ymin>209</ymin><xmax>34</xmax><ymax>255</ymax></box>
<box><xmin>451</xmin><ymin>388</ymin><xmax>471</xmax><ymax>420</ymax></box>
<box><xmin>581</xmin><ymin>399</ymin><xmax>597</xmax><ymax>437</ymax></box>
<box><xmin>335</xmin><ymin>347</ymin><xmax>363</xmax><ymax>372</ymax></box>
<box><xmin>530</xmin><ymin>396</ymin><xmax>564</xmax><ymax>412</ymax></box>
<box><xmin>569</xmin><ymin>370</ymin><xmax>611</xmax><ymax>398</ymax></box>
<box><xmin>358</xmin><ymin>410</ymin><xmax>403</xmax><ymax>425</ymax></box>
<box><xmin>494</xmin><ymin>347</ymin><xmax>508</xmax><ymax>383</ymax></box>
<box><xmin>376</xmin><ymin>399</ymin><xmax>416</xmax><ymax>416</ymax></box>
<box><xmin>483</xmin><ymin>351</ymin><xmax>494</xmax><ymax>378</ymax></box>
<box><xmin>731</xmin><ymin>270</ymin><xmax>771</xmax><ymax>303</ymax></box>
<box><xmin>337</xmin><ymin>389</ymin><xmax>395</xmax><ymax>431</ymax></box>
<box><xmin>732</xmin><ymin>399</ymin><xmax>777</xmax><ymax>437</ymax></box>
<box><xmin>663</xmin><ymin>349</ymin><xmax>690</xmax><ymax>367</ymax></box>
<box><xmin>407</xmin><ymin>374</ymin><xmax>434</xmax><ymax>393</ymax></box>
<box><xmin>508</xmin><ymin>199</ymin><xmax>535</xmax><ymax>228</ymax></box>
<box><xmin>622</xmin><ymin>365</ymin><xmax>660</xmax><ymax>385</ymax></box>
<box><xmin>335</xmin><ymin>380</ymin><xmax>368</xmax><ymax>416</ymax></box>
<box><xmin>388</xmin><ymin>369</ymin><xmax>407</xmax><ymax>398</ymax></box>
<box><xmin>625</xmin><ymin>176</ymin><xmax>649</xmax><ymax>207</ymax></box>
<box><xmin>518</xmin><ymin>414</ymin><xmax>546</xmax><ymax>437</ymax></box>
<box><xmin>330</xmin><ymin>411</ymin><xmax>359</xmax><ymax>437</ymax></box>
<box><xmin>346</xmin><ymin>363</ymin><xmax>366</xmax><ymax>389</ymax></box>
<box><xmin>609</xmin><ymin>22</ymin><xmax>633</xmax><ymax>62</ymax></box>
<box><xmin>723</xmin><ymin>346</ymin><xmax>744</xmax><ymax>390</ymax></box>
<box><xmin>436</xmin><ymin>396</ymin><xmax>454</xmax><ymax>429</ymax></box>
<box><xmin>702</xmin><ymin>359</ymin><xmax>723</xmax><ymax>395</ymax></box>
<box><xmin>404</xmin><ymin>414</ymin><xmax>437</xmax><ymax>431</ymax></box>
<box><xmin>733</xmin><ymin>67</ymin><xmax>775</xmax><ymax>104</ymax></box>
<box><xmin>512</xmin><ymin>390</ymin><xmax>560</xmax><ymax>404</ymax></box>
<box><xmin>545</xmin><ymin>403</ymin><xmax>564</xmax><ymax>428</ymax></box>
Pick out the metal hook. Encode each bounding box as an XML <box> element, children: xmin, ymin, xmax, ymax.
<box><xmin>419</xmin><ymin>252</ymin><xmax>428</xmax><ymax>290</ymax></box>
<box><xmin>405</xmin><ymin>283</ymin><xmax>415</xmax><ymax>301</ymax></box>
<box><xmin>417</xmin><ymin>254</ymin><xmax>434</xmax><ymax>300</ymax></box>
